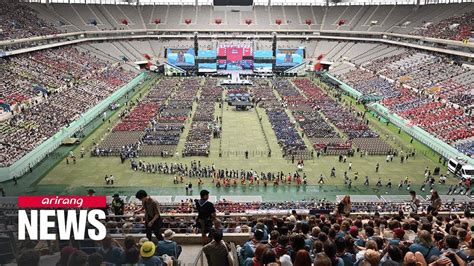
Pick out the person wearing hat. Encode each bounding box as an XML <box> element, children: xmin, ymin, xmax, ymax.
<box><xmin>195</xmin><ymin>189</ymin><xmax>216</xmax><ymax>244</ymax></box>
<box><xmin>156</xmin><ymin>229</ymin><xmax>182</xmax><ymax>259</ymax></box>
<box><xmin>135</xmin><ymin>190</ymin><xmax>163</xmax><ymax>241</ymax></box>
<box><xmin>390</xmin><ymin>228</ymin><xmax>405</xmax><ymax>246</ymax></box>
<box><xmin>139</xmin><ymin>241</ymin><xmax>163</xmax><ymax>266</ymax></box>
<box><xmin>111</xmin><ymin>193</ymin><xmax>124</xmax><ymax>216</ymax></box>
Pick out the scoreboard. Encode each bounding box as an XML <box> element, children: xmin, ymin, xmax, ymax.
<box><xmin>213</xmin><ymin>0</ymin><xmax>253</xmax><ymax>5</ymax></box>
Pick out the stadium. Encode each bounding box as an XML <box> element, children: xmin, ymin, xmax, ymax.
<box><xmin>0</xmin><ymin>0</ymin><xmax>473</xmax><ymax>264</ymax></box>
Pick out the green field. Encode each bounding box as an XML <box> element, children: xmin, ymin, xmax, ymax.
<box><xmin>3</xmin><ymin>74</ymin><xmax>457</xmax><ymax>200</ymax></box>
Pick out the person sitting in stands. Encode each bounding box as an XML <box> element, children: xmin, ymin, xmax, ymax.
<box><xmin>203</xmin><ymin>231</ymin><xmax>230</xmax><ymax>266</ymax></box>
<box><xmin>139</xmin><ymin>241</ymin><xmax>164</xmax><ymax>266</ymax></box>
<box><xmin>122</xmin><ymin>236</ymin><xmax>140</xmax><ymax>264</ymax></box>
<box><xmin>156</xmin><ymin>229</ymin><xmax>182</xmax><ymax>259</ymax></box>
<box><xmin>17</xmin><ymin>249</ymin><xmax>40</xmax><ymax>266</ymax></box>
<box><xmin>98</xmin><ymin>235</ymin><xmax>123</xmax><ymax>265</ymax></box>
<box><xmin>240</xmin><ymin>229</ymin><xmax>265</xmax><ymax>264</ymax></box>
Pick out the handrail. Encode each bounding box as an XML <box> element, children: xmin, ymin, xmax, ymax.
<box><xmin>230</xmin><ymin>242</ymin><xmax>238</xmax><ymax>266</ymax></box>
<box><xmin>193</xmin><ymin>248</ymin><xmax>205</xmax><ymax>266</ymax></box>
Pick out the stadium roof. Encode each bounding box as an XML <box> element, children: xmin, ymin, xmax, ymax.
<box><xmin>23</xmin><ymin>0</ymin><xmax>466</xmax><ymax>5</ymax></box>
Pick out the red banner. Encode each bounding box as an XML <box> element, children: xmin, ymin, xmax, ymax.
<box><xmin>18</xmin><ymin>196</ymin><xmax>106</xmax><ymax>208</ymax></box>
<box><xmin>226</xmin><ymin>47</ymin><xmax>243</xmax><ymax>62</ymax></box>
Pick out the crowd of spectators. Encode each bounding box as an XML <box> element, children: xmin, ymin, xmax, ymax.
<box><xmin>96</xmin><ymin>78</ymin><xmax>201</xmax><ymax>158</ymax></box>
<box><xmin>381</xmin><ymin>88</ymin><xmax>473</xmax><ymax>144</ymax></box>
<box><xmin>293</xmin><ymin>79</ymin><xmax>379</xmax><ymax>140</ymax></box>
<box><xmin>0</xmin><ymin>2</ymin><xmax>60</xmax><ymax>40</ymax></box>
<box><xmin>361</xmin><ymin>52</ymin><xmax>471</xmax><ymax>108</ymax></box>
<box><xmin>339</xmin><ymin>69</ymin><xmax>401</xmax><ymax>100</ymax></box>
<box><xmin>455</xmin><ymin>141</ymin><xmax>474</xmax><ymax>158</ymax></box>
<box><xmin>428</xmin><ymin>79</ymin><xmax>473</xmax><ymax>108</ymax></box>
<box><xmin>141</xmin><ymin>78</ymin><xmax>199</xmax><ymax>156</ymax></box>
<box><xmin>253</xmin><ymin>79</ymin><xmax>281</xmax><ymax>109</ymax></box>
<box><xmin>183</xmin><ymin>79</ymin><xmax>222</xmax><ymax>156</ymax></box>
<box><xmin>273</xmin><ymin>78</ymin><xmax>353</xmax><ymax>155</ymax></box>
<box><xmin>140</xmin><ymin>79</ymin><xmax>184</xmax><ymax>153</ymax></box>
<box><xmin>267</xmin><ymin>108</ymin><xmax>308</xmax><ymax>157</ymax></box>
<box><xmin>246</xmin><ymin>79</ymin><xmax>307</xmax><ymax>157</ymax></box>
<box><xmin>3</xmin><ymin>188</ymin><xmax>474</xmax><ymax>266</ymax></box>
<box><xmin>414</xmin><ymin>11</ymin><xmax>474</xmax><ymax>41</ymax></box>
<box><xmin>94</xmin><ymin>79</ymin><xmax>174</xmax><ymax>157</ymax></box>
<box><xmin>335</xmin><ymin>51</ymin><xmax>473</xmax><ymax>155</ymax></box>
<box><xmin>109</xmin><ymin>194</ymin><xmax>473</xmax><ymax>266</ymax></box>
<box><xmin>114</xmin><ymin>102</ymin><xmax>159</xmax><ymax>132</ymax></box>
<box><xmin>105</xmin><ymin>192</ymin><xmax>474</xmax><ymax>266</ymax></box>
<box><xmin>234</xmin><ymin>208</ymin><xmax>474</xmax><ymax>266</ymax></box>
<box><xmin>293</xmin><ymin>79</ymin><xmax>391</xmax><ymax>156</ymax></box>
<box><xmin>0</xmin><ymin>47</ymin><xmax>135</xmax><ymax>167</ymax></box>
<box><xmin>16</xmin><ymin>236</ymin><xmax>177</xmax><ymax>266</ymax></box>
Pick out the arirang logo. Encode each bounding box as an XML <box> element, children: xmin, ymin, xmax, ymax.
<box><xmin>17</xmin><ymin>196</ymin><xmax>107</xmax><ymax>241</ymax></box>
<box><xmin>18</xmin><ymin>209</ymin><xmax>106</xmax><ymax>240</ymax></box>
<box><xmin>40</xmin><ymin>196</ymin><xmax>84</xmax><ymax>207</ymax></box>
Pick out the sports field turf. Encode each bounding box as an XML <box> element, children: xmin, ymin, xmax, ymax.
<box><xmin>5</xmin><ymin>74</ymin><xmax>458</xmax><ymax>200</ymax></box>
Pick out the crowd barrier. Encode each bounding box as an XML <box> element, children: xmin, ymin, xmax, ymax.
<box><xmin>0</xmin><ymin>73</ymin><xmax>148</xmax><ymax>182</ymax></box>
<box><xmin>323</xmin><ymin>73</ymin><xmax>474</xmax><ymax>165</ymax></box>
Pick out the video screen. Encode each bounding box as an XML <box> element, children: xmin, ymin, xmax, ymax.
<box><xmin>254</xmin><ymin>63</ymin><xmax>273</xmax><ymax>72</ymax></box>
<box><xmin>254</xmin><ymin>50</ymin><xmax>273</xmax><ymax>58</ymax></box>
<box><xmin>217</xmin><ymin>42</ymin><xmax>253</xmax><ymax>70</ymax></box>
<box><xmin>214</xmin><ymin>0</ymin><xmax>252</xmax><ymax>5</ymax></box>
<box><xmin>198</xmin><ymin>50</ymin><xmax>217</xmax><ymax>58</ymax></box>
<box><xmin>275</xmin><ymin>48</ymin><xmax>304</xmax><ymax>67</ymax></box>
<box><xmin>226</xmin><ymin>60</ymin><xmax>253</xmax><ymax>70</ymax></box>
<box><xmin>198</xmin><ymin>63</ymin><xmax>217</xmax><ymax>72</ymax></box>
<box><xmin>217</xmin><ymin>59</ymin><xmax>226</xmax><ymax>69</ymax></box>
<box><xmin>167</xmin><ymin>48</ymin><xmax>195</xmax><ymax>66</ymax></box>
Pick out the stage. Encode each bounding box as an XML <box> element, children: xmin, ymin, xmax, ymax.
<box><xmin>219</xmin><ymin>72</ymin><xmax>253</xmax><ymax>85</ymax></box>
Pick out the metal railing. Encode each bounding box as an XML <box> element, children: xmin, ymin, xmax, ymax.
<box><xmin>193</xmin><ymin>249</ymin><xmax>205</xmax><ymax>266</ymax></box>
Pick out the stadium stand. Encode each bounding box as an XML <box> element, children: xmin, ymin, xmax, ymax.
<box><xmin>329</xmin><ymin>49</ymin><xmax>473</xmax><ymax>155</ymax></box>
<box><xmin>413</xmin><ymin>11</ymin><xmax>474</xmax><ymax>41</ymax></box>
<box><xmin>0</xmin><ymin>1</ymin><xmax>473</xmax><ymax>265</ymax></box>
<box><xmin>0</xmin><ymin>2</ymin><xmax>473</xmax><ymax>41</ymax></box>
<box><xmin>0</xmin><ymin>47</ymin><xmax>136</xmax><ymax>167</ymax></box>
<box><xmin>0</xmin><ymin>2</ymin><xmax>60</xmax><ymax>40</ymax></box>
<box><xmin>2</xmin><ymin>193</ymin><xmax>474</xmax><ymax>265</ymax></box>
